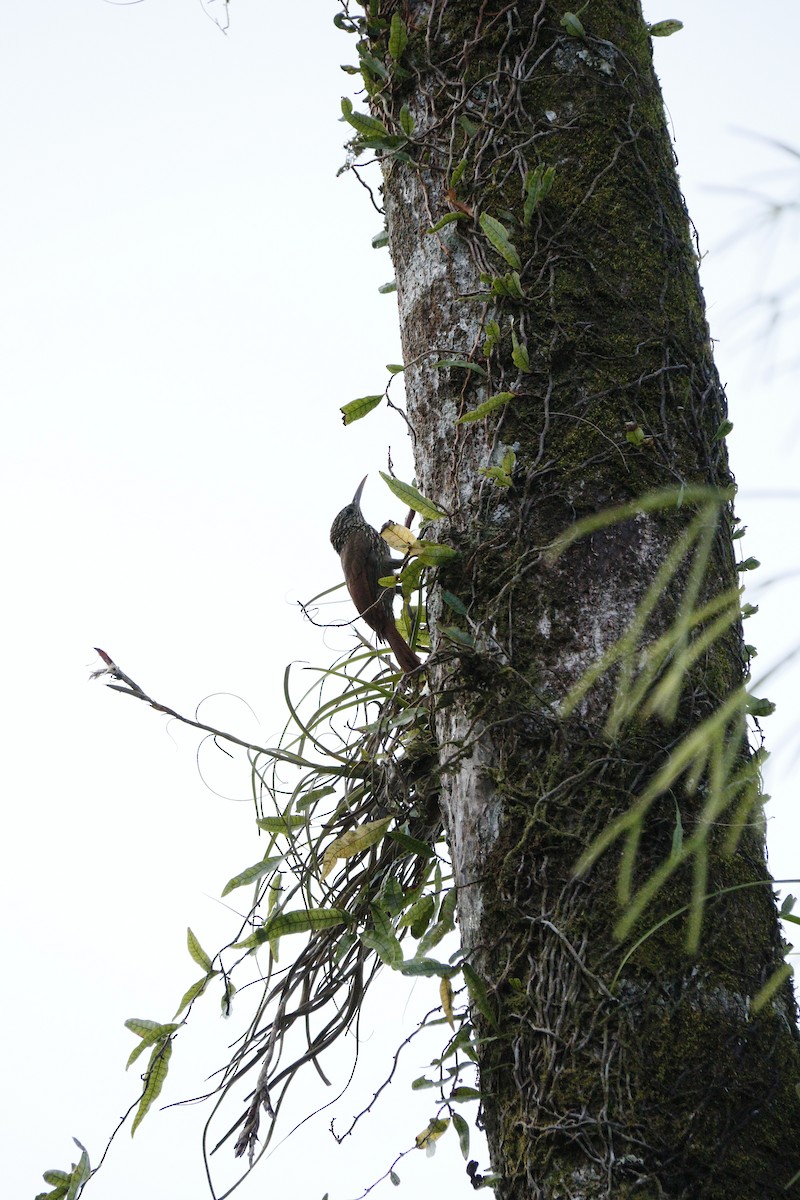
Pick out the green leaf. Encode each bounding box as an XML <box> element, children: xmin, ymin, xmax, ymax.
<box><xmin>561</xmin><ymin>11</ymin><xmax>586</xmax><ymax>36</ymax></box>
<box><xmin>415</xmin><ymin>542</ymin><xmax>459</xmax><ymax>566</ymax></box>
<box><xmin>482</xmin><ymin>270</ymin><xmax>525</xmax><ymax>299</ymax></box>
<box><xmin>131</xmin><ymin>1037</ymin><xmax>173</xmax><ymax>1136</ymax></box>
<box><xmin>295</xmin><ymin>784</ymin><xmax>336</xmax><ymax>809</ymax></box>
<box><xmin>390</xmin><ymin>1171</ymin><xmax>401</xmax><ymax>1186</ymax></box>
<box><xmin>400</xmin><ymin>957</ymin><xmax>458</xmax><ymax>977</ymax></box>
<box><xmin>361</xmin><ymin>903</ymin><xmax>404</xmax><ymax>968</ymax></box>
<box><xmin>358</xmin><ymin>51</ymin><xmax>388</xmax><ymax>81</ymax></box>
<box><xmin>65</xmin><ymin>1140</ymin><xmax>91</xmax><ymax>1200</ymax></box>
<box><xmin>456</xmin><ymin>392</ymin><xmax>516</xmax><ymax>424</ymax></box>
<box><xmin>439</xmin><ymin>625</ymin><xmax>475</xmax><ymax>648</ymax></box>
<box><xmin>482</xmin><ymin>319</ymin><xmax>501</xmax><ymax>356</ymax></box>
<box><xmin>736</xmin><ymin>557</ymin><xmax>760</xmax><ymax>572</ymax></box>
<box><xmin>432</xmin><ymin>357</ymin><xmax>488</xmax><ymax>376</ymax></box>
<box><xmin>442</xmin><ymin>590</ymin><xmax>467</xmax><ymax>615</ymax></box>
<box><xmin>746</xmin><ymin>695</ymin><xmax>776</xmax><ymax>718</ymax></box>
<box><xmin>378</xmin><ymin>280</ymin><xmax>397</xmax><ymax>293</ymax></box>
<box><xmin>451</xmin><ymin>1111</ymin><xmax>470</xmax><ymax>1159</ymax></box>
<box><xmin>670</xmin><ymin>802</ymin><xmax>683</xmax><ymax>860</ymax></box>
<box><xmin>450</xmin><ymin>1086</ymin><xmax>482</xmax><ymax>1103</ymax></box>
<box><xmin>462</xmin><ymin>963</ymin><xmax>499</xmax><ymax>1028</ymax></box>
<box><xmin>387</xmin><ymin>828</ymin><xmax>436</xmax><ymax>858</ymax></box>
<box><xmin>450</xmin><ymin>157</ymin><xmax>468</xmax><ymax>189</ymax></box>
<box><xmin>234</xmin><ymin>907</ymin><xmax>348</xmax><ymax>950</ymax></box>
<box><xmin>124</xmin><ymin>1021</ymin><xmax>181</xmax><ymax>1068</ymax></box>
<box><xmin>388</xmin><ymin>11</ymin><xmax>409</xmax><ymax>60</ymax></box>
<box><xmin>340</xmin><ymin>394</ymin><xmax>384</xmax><ymax>425</ymax></box>
<box><xmin>523</xmin><ymin>164</ymin><xmax>555</xmax><ymax>224</ymax></box>
<box><xmin>649</xmin><ymin>19</ymin><xmax>683</xmax><ymax>36</ymax></box>
<box><xmin>174</xmin><ymin>974</ymin><xmax>214</xmax><ymax>1018</ymax></box>
<box><xmin>412</xmin><ymin>1074</ymin><xmax>438</xmax><ymax>1090</ymax></box>
<box><xmin>511</xmin><ymin>328</ymin><xmax>530</xmax><ymax>372</ymax></box>
<box><xmin>713</xmin><ymin>418</ymin><xmax>734</xmax><ymax>441</ymax></box>
<box><xmin>341</xmin><ymin>97</ymin><xmax>389</xmax><ymax>138</ymax></box>
<box><xmin>752</xmin><ymin>962</ymin><xmax>793</xmax><ymax>1013</ymax></box>
<box><xmin>399</xmin><ymin>103</ymin><xmax>415</xmax><ymax>136</ymax></box>
<box><xmin>186</xmin><ymin>927</ymin><xmax>213</xmax><ymax>973</ymax></box>
<box><xmin>479</xmin><ymin>213</ymin><xmax>522</xmax><ymax>269</ymax></box>
<box><xmin>124</xmin><ymin>1017</ymin><xmax>161</xmax><ymax>1040</ymax></box>
<box><xmin>426</xmin><ymin>212</ymin><xmax>469</xmax><ymax>234</ymax></box>
<box><xmin>256</xmin><ymin>815</ymin><xmax>307</xmax><ymax>833</ymax></box>
<box><xmin>399</xmin><ymin>892</ymin><xmax>435</xmax><ymax>937</ymax></box>
<box><xmin>221</xmin><ymin>854</ymin><xmax>284</xmax><ymax>897</ymax></box>
<box><xmin>372</xmin><ymin>229</ymin><xmax>390</xmax><ymax>248</ymax></box>
<box><xmin>379</xmin><ymin>473</ymin><xmax>447</xmax><ymax>519</ymax></box>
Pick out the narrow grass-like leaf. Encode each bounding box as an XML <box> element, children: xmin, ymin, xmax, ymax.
<box><xmin>752</xmin><ymin>963</ymin><xmax>793</xmax><ymax>1013</ymax></box>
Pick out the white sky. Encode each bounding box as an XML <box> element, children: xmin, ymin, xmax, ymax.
<box><xmin>2</xmin><ymin>3</ymin><xmax>798</xmax><ymax>1198</ymax></box>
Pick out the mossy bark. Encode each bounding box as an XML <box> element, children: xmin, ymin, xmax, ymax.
<box><xmin>365</xmin><ymin>1</ymin><xmax>799</xmax><ymax>1196</ymax></box>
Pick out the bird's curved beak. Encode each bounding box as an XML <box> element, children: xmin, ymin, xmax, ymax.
<box><xmin>352</xmin><ymin>475</ymin><xmax>368</xmax><ymax>508</ymax></box>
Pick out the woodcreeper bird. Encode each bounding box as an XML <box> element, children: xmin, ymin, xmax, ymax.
<box><xmin>330</xmin><ymin>476</ymin><xmax>421</xmax><ymax>673</ymax></box>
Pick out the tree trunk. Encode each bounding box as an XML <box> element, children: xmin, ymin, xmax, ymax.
<box><xmin>371</xmin><ymin>1</ymin><xmax>800</xmax><ymax>1196</ymax></box>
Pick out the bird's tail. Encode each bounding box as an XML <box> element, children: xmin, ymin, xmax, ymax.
<box><xmin>386</xmin><ymin>624</ymin><xmax>422</xmax><ymax>674</ymax></box>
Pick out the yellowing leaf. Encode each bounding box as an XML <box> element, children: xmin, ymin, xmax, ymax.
<box><xmin>381</xmin><ymin>522</ymin><xmax>420</xmax><ymax>553</ymax></box>
<box><xmin>440</xmin><ymin>976</ymin><xmax>455</xmax><ymax>1028</ymax></box>
<box><xmin>321</xmin><ymin>816</ymin><xmax>393</xmax><ymax>880</ymax></box>
<box><xmin>415</xmin><ymin>1117</ymin><xmax>449</xmax><ymax>1149</ymax></box>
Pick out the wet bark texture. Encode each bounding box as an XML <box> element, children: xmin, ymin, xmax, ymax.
<box><xmin>369</xmin><ymin>1</ymin><xmax>800</xmax><ymax>1196</ymax></box>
